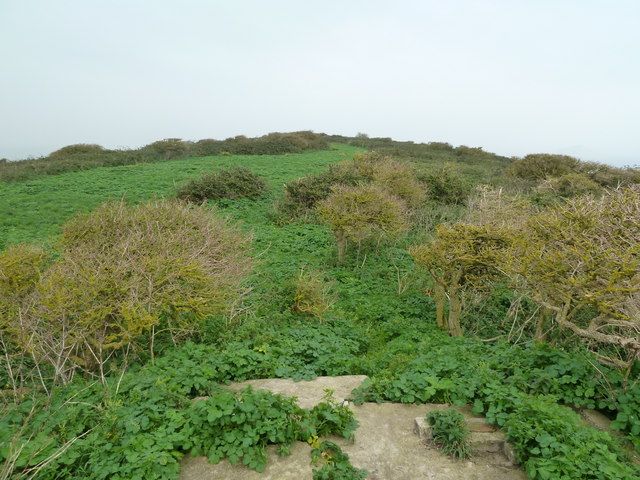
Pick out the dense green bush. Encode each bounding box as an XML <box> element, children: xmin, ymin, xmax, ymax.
<box><xmin>177</xmin><ymin>167</ymin><xmax>267</xmax><ymax>202</ymax></box>
<box><xmin>610</xmin><ymin>381</ymin><xmax>640</xmax><ymax>450</ymax></box>
<box><xmin>426</xmin><ymin>408</ymin><xmax>470</xmax><ymax>459</ymax></box>
<box><xmin>48</xmin><ymin>143</ymin><xmax>106</xmax><ymax>159</ymax></box>
<box><xmin>189</xmin><ymin>389</ymin><xmax>307</xmax><ymax>470</ymax></box>
<box><xmin>505</xmin><ymin>396</ymin><xmax>635</xmax><ymax>480</ymax></box>
<box><xmin>422</xmin><ymin>165</ymin><xmax>472</xmax><ymax>205</ymax></box>
<box><xmin>142</xmin><ymin>138</ymin><xmax>192</xmax><ymax>159</ymax></box>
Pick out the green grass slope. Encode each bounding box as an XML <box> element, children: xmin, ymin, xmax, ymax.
<box><xmin>1</xmin><ymin>142</ymin><xmax>638</xmax><ymax>479</ymax></box>
<box><xmin>0</xmin><ymin>144</ymin><xmax>358</xmax><ymax>248</ymax></box>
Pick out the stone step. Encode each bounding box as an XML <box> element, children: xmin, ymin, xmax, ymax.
<box><xmin>579</xmin><ymin>408</ymin><xmax>613</xmax><ymax>431</ymax></box>
<box><xmin>181</xmin><ymin>376</ymin><xmax>527</xmax><ymax>479</ymax></box>
<box><xmin>414</xmin><ymin>417</ymin><xmax>517</xmax><ymax>466</ymax></box>
<box><xmin>466</xmin><ymin>416</ymin><xmax>498</xmax><ymax>433</ymax></box>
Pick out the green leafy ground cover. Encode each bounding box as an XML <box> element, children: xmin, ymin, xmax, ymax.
<box><xmin>1</xmin><ymin>145</ymin><xmax>639</xmax><ymax>479</ymax></box>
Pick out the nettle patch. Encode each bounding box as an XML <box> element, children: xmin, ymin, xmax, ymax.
<box><xmin>1</xmin><ymin>374</ymin><xmax>360</xmax><ymax>479</ymax></box>
<box><xmin>2</xmin><ymin>318</ymin><xmax>639</xmax><ymax>479</ymax></box>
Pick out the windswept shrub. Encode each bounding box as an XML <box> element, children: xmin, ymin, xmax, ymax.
<box><xmin>177</xmin><ymin>167</ymin><xmax>268</xmax><ymax>202</ymax></box>
<box><xmin>536</xmin><ymin>172</ymin><xmax>602</xmax><ymax>198</ymax></box>
<box><xmin>426</xmin><ymin>408</ymin><xmax>471</xmax><ymax>459</ymax></box>
<box><xmin>0</xmin><ymin>245</ymin><xmax>48</xmax><ymax>336</ymax></box>
<box><xmin>503</xmin><ymin>186</ymin><xmax>640</xmax><ymax>366</ymax></box>
<box><xmin>291</xmin><ymin>268</ymin><xmax>336</xmax><ymax>319</ymax></box>
<box><xmin>48</xmin><ymin>143</ymin><xmax>106</xmax><ymax>159</ymax></box>
<box><xmin>581</xmin><ymin>161</ymin><xmax>640</xmax><ymax>188</ymax></box>
<box><xmin>423</xmin><ymin>164</ymin><xmax>471</xmax><ymax>205</ymax></box>
<box><xmin>338</xmin><ymin>152</ymin><xmax>426</xmax><ymax>206</ymax></box>
<box><xmin>280</xmin><ymin>152</ymin><xmax>425</xmax><ymax>218</ymax></box>
<box><xmin>410</xmin><ymin>223</ymin><xmax>513</xmax><ymax>336</ymax></box>
<box><xmin>279</xmin><ymin>165</ymin><xmax>366</xmax><ymax>217</ymax></box>
<box><xmin>9</xmin><ymin>200</ymin><xmax>252</xmax><ymax>383</ymax></box>
<box><xmin>466</xmin><ymin>186</ymin><xmax>535</xmax><ymax>229</ymax></box>
<box><xmin>317</xmin><ymin>184</ymin><xmax>409</xmax><ymax>263</ymax></box>
<box><xmin>507</xmin><ymin>154</ymin><xmax>581</xmax><ymax>180</ymax></box>
<box><xmin>368</xmin><ymin>158</ymin><xmax>426</xmax><ymax>207</ymax></box>
<box><xmin>142</xmin><ymin>138</ymin><xmax>192</xmax><ymax>159</ymax></box>
<box><xmin>508</xmin><ymin>153</ymin><xmax>640</xmax><ymax>188</ymax></box>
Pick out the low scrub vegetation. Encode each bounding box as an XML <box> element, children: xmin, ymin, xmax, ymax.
<box><xmin>508</xmin><ymin>153</ymin><xmax>640</xmax><ymax>188</ymax></box>
<box><xmin>0</xmin><ymin>131</ymin><xmax>328</xmax><ymax>182</ymax></box>
<box><xmin>421</xmin><ymin>164</ymin><xmax>472</xmax><ymax>205</ymax></box>
<box><xmin>177</xmin><ymin>167</ymin><xmax>267</xmax><ymax>202</ymax></box>
<box><xmin>310</xmin><ymin>440</ymin><xmax>367</xmax><ymax>480</ymax></box>
<box><xmin>279</xmin><ymin>151</ymin><xmax>426</xmax><ymax>218</ymax></box>
<box><xmin>317</xmin><ymin>184</ymin><xmax>409</xmax><ymax>263</ymax></box>
<box><xmin>290</xmin><ymin>268</ymin><xmax>336</xmax><ymax>319</ymax></box>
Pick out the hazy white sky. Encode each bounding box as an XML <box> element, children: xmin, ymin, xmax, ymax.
<box><xmin>1</xmin><ymin>0</ymin><xmax>639</xmax><ymax>165</ymax></box>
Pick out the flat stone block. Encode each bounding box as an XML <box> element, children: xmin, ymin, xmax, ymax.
<box><xmin>579</xmin><ymin>409</ymin><xmax>613</xmax><ymax>431</ymax></box>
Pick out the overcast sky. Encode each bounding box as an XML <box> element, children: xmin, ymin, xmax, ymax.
<box><xmin>1</xmin><ymin>1</ymin><xmax>639</xmax><ymax>165</ymax></box>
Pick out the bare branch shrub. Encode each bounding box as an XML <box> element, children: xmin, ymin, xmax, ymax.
<box><xmin>410</xmin><ymin>223</ymin><xmax>514</xmax><ymax>336</ymax></box>
<box><xmin>504</xmin><ymin>186</ymin><xmax>640</xmax><ymax>365</ymax></box>
<box><xmin>5</xmin><ymin>200</ymin><xmax>252</xmax><ymax>384</ymax></box>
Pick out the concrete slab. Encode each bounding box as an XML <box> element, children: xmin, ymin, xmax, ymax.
<box><xmin>226</xmin><ymin>375</ymin><xmax>368</xmax><ymax>408</ymax></box>
<box><xmin>579</xmin><ymin>408</ymin><xmax>613</xmax><ymax>431</ymax></box>
<box><xmin>180</xmin><ymin>376</ymin><xmax>525</xmax><ymax>480</ymax></box>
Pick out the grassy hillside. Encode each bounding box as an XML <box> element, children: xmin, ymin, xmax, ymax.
<box><xmin>1</xmin><ymin>142</ymin><xmax>639</xmax><ymax>479</ymax></box>
<box><xmin>0</xmin><ymin>144</ymin><xmax>359</xmax><ymax>248</ymax></box>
